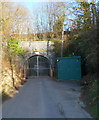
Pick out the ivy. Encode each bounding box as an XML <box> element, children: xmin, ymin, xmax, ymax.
<box><xmin>7</xmin><ymin>38</ymin><xmax>25</xmax><ymax>56</ymax></box>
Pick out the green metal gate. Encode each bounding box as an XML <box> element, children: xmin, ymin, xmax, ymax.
<box><xmin>57</xmin><ymin>56</ymin><xmax>82</xmax><ymax>80</ymax></box>
<box><xmin>27</xmin><ymin>55</ymin><xmax>50</xmax><ymax>77</ymax></box>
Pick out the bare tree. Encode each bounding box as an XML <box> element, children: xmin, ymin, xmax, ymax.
<box><xmin>1</xmin><ymin>2</ymin><xmax>30</xmax><ymax>88</ymax></box>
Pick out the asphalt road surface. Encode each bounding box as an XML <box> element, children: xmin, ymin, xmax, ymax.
<box><xmin>2</xmin><ymin>76</ymin><xmax>91</xmax><ymax>118</ymax></box>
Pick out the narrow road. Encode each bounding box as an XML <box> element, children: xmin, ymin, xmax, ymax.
<box><xmin>3</xmin><ymin>76</ymin><xmax>91</xmax><ymax>118</ymax></box>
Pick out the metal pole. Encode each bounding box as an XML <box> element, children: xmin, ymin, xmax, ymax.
<box><xmin>37</xmin><ymin>56</ymin><xmax>39</xmax><ymax>77</ymax></box>
<box><xmin>61</xmin><ymin>24</ymin><xmax>64</xmax><ymax>57</ymax></box>
<box><xmin>47</xmin><ymin>38</ymin><xmax>50</xmax><ymax>56</ymax></box>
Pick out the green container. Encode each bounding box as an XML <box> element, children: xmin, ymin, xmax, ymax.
<box><xmin>57</xmin><ymin>56</ymin><xmax>82</xmax><ymax>80</ymax></box>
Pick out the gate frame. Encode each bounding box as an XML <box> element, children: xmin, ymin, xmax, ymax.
<box><xmin>23</xmin><ymin>53</ymin><xmax>53</xmax><ymax>78</ymax></box>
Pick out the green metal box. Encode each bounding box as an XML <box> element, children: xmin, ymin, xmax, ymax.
<box><xmin>57</xmin><ymin>56</ymin><xmax>82</xmax><ymax>80</ymax></box>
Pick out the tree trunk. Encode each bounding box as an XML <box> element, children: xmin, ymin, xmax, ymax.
<box><xmin>9</xmin><ymin>56</ymin><xmax>15</xmax><ymax>88</ymax></box>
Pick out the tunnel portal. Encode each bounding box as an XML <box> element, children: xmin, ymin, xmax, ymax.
<box><xmin>27</xmin><ymin>55</ymin><xmax>50</xmax><ymax>77</ymax></box>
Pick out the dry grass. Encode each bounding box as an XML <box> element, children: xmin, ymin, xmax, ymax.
<box><xmin>1</xmin><ymin>58</ymin><xmax>26</xmax><ymax>103</ymax></box>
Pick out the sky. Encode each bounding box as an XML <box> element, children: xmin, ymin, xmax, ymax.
<box><xmin>2</xmin><ymin>0</ymin><xmax>98</xmax><ymax>33</ymax></box>
<box><xmin>2</xmin><ymin>0</ymin><xmax>98</xmax><ymax>2</ymax></box>
<box><xmin>13</xmin><ymin>0</ymin><xmax>98</xmax><ymax>13</ymax></box>
<box><xmin>2</xmin><ymin>0</ymin><xmax>98</xmax><ymax>13</ymax></box>
<box><xmin>19</xmin><ymin>2</ymin><xmax>43</xmax><ymax>12</ymax></box>
<box><xmin>2</xmin><ymin>0</ymin><xmax>77</xmax><ymax>2</ymax></box>
<box><xmin>14</xmin><ymin>0</ymin><xmax>98</xmax><ymax>32</ymax></box>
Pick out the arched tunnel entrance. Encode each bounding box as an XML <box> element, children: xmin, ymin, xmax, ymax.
<box><xmin>26</xmin><ymin>55</ymin><xmax>51</xmax><ymax>77</ymax></box>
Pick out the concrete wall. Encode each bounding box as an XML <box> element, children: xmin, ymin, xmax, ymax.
<box><xmin>20</xmin><ymin>41</ymin><xmax>55</xmax><ymax>66</ymax></box>
<box><xmin>20</xmin><ymin>41</ymin><xmax>54</xmax><ymax>53</ymax></box>
<box><xmin>19</xmin><ymin>41</ymin><xmax>55</xmax><ymax>77</ymax></box>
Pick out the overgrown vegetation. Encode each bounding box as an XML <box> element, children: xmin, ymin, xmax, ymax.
<box><xmin>1</xmin><ymin>38</ymin><xmax>27</xmax><ymax>102</ymax></box>
<box><xmin>0</xmin><ymin>0</ymin><xmax>98</xmax><ymax>117</ymax></box>
<box><xmin>7</xmin><ymin>38</ymin><xmax>25</xmax><ymax>56</ymax></box>
<box><xmin>0</xmin><ymin>2</ymin><xmax>29</xmax><ymax>102</ymax></box>
<box><xmin>50</xmin><ymin>1</ymin><xmax>98</xmax><ymax>118</ymax></box>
